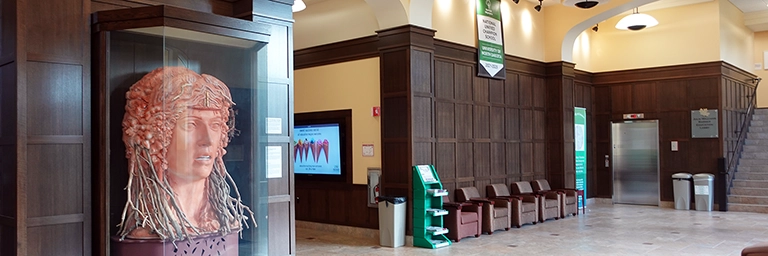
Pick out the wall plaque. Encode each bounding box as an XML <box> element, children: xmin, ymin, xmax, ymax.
<box><xmin>691</xmin><ymin>109</ymin><xmax>718</xmax><ymax>138</ymax></box>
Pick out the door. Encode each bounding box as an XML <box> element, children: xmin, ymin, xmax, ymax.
<box><xmin>612</xmin><ymin>120</ymin><xmax>660</xmax><ymax>206</ymax></box>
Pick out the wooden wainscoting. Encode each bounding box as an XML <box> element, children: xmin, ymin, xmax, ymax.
<box><xmin>295</xmin><ymin>183</ymin><xmax>379</xmax><ymax>229</ymax></box>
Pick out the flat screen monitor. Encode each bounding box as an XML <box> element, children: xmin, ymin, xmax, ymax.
<box><xmin>293</xmin><ymin>109</ymin><xmax>352</xmax><ymax>184</ymax></box>
<box><xmin>293</xmin><ymin>123</ymin><xmax>342</xmax><ymax>175</ymax></box>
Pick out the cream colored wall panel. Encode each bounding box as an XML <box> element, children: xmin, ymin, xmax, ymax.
<box><xmin>589</xmin><ymin>1</ymin><xmax>720</xmax><ymax>72</ymax></box>
<box><xmin>293</xmin><ymin>0</ymin><xmax>379</xmax><ymax>50</ymax></box>
<box><xmin>432</xmin><ymin>0</ymin><xmax>545</xmax><ymax>61</ymax></box>
<box><xmin>719</xmin><ymin>0</ymin><xmax>753</xmax><ymax>73</ymax></box>
<box><xmin>752</xmin><ymin>31</ymin><xmax>768</xmax><ymax>107</ymax></box>
<box><xmin>572</xmin><ymin>30</ymin><xmax>596</xmax><ymax>71</ymax></box>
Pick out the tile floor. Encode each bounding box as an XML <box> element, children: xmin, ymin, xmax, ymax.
<box><xmin>296</xmin><ymin>204</ymin><xmax>768</xmax><ymax>255</ymax></box>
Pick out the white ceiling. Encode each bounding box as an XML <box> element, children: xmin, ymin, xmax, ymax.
<box><xmin>729</xmin><ymin>0</ymin><xmax>768</xmax><ymax>13</ymax></box>
<box><xmin>730</xmin><ymin>0</ymin><xmax>768</xmax><ymax>32</ymax></box>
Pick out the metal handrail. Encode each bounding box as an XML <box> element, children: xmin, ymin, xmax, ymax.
<box><xmin>724</xmin><ymin>78</ymin><xmax>762</xmax><ymax>197</ymax></box>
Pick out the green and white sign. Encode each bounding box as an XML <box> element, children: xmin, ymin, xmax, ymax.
<box><xmin>574</xmin><ymin>107</ymin><xmax>587</xmax><ymax>209</ymax></box>
<box><xmin>476</xmin><ymin>0</ymin><xmax>505</xmax><ymax>79</ymax></box>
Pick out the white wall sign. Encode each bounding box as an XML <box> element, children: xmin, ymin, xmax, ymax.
<box><xmin>266</xmin><ymin>146</ymin><xmax>282</xmax><ymax>178</ymax></box>
<box><xmin>266</xmin><ymin>117</ymin><xmax>282</xmax><ymax>134</ymax></box>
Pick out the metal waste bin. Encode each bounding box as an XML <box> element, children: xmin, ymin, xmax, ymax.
<box><xmin>377</xmin><ymin>196</ymin><xmax>406</xmax><ymax>247</ymax></box>
<box><xmin>693</xmin><ymin>173</ymin><xmax>715</xmax><ymax>211</ymax></box>
<box><xmin>672</xmin><ymin>173</ymin><xmax>692</xmax><ymax>210</ymax></box>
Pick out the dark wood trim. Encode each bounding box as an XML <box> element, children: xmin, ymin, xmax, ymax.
<box><xmin>27</xmin><ymin>135</ymin><xmax>84</xmax><ymax>144</ymax></box>
<box><xmin>91</xmin><ymin>5</ymin><xmax>271</xmax><ymax>41</ymax></box>
<box><xmin>27</xmin><ymin>214</ymin><xmax>85</xmax><ymax>227</ymax></box>
<box><xmin>294</xmin><ymin>36</ymin><xmax>379</xmax><ymax>70</ymax></box>
<box><xmin>0</xmin><ymin>215</ymin><xmax>14</xmax><ymax>226</ymax></box>
<box><xmin>574</xmin><ymin>69</ymin><xmax>594</xmax><ymax>84</ymax></box>
<box><xmin>26</xmin><ymin>54</ymin><xmax>83</xmax><ymax>66</ymax></box>
<box><xmin>545</xmin><ymin>61</ymin><xmax>576</xmax><ymax>78</ymax></box>
<box><xmin>92</xmin><ymin>0</ymin><xmax>235</xmax><ymax>18</ymax></box>
<box><xmin>721</xmin><ymin>61</ymin><xmax>757</xmax><ymax>84</ymax></box>
<box><xmin>0</xmin><ymin>55</ymin><xmax>14</xmax><ymax>66</ymax></box>
<box><xmin>376</xmin><ymin>25</ymin><xmax>436</xmax><ymax>50</ymax></box>
<box><xmin>592</xmin><ymin>61</ymin><xmax>724</xmax><ymax>86</ymax></box>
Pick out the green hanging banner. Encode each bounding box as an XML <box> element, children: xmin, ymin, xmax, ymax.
<box><xmin>574</xmin><ymin>107</ymin><xmax>587</xmax><ymax>209</ymax></box>
<box><xmin>476</xmin><ymin>0</ymin><xmax>505</xmax><ymax>79</ymax></box>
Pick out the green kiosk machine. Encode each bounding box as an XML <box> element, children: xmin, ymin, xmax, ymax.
<box><xmin>412</xmin><ymin>165</ymin><xmax>451</xmax><ymax>249</ymax></box>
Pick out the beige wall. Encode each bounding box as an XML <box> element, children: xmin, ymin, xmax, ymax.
<box><xmin>584</xmin><ymin>1</ymin><xmax>721</xmax><ymax>72</ymax></box>
<box><xmin>719</xmin><ymin>0</ymin><xmax>754</xmax><ymax>73</ymax></box>
<box><xmin>432</xmin><ymin>0</ymin><xmax>546</xmax><ymax>61</ymax></box>
<box><xmin>753</xmin><ymin>31</ymin><xmax>768</xmax><ymax>107</ymax></box>
<box><xmin>294</xmin><ymin>58</ymin><xmax>382</xmax><ymax>185</ymax></box>
<box><xmin>543</xmin><ymin>0</ymin><xmax>635</xmax><ymax>63</ymax></box>
<box><xmin>573</xmin><ymin>29</ymin><xmax>597</xmax><ymax>71</ymax></box>
<box><xmin>293</xmin><ymin>0</ymin><xmax>379</xmax><ymax>50</ymax></box>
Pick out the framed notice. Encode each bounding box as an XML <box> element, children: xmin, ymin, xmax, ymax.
<box><xmin>476</xmin><ymin>0</ymin><xmax>506</xmax><ymax>80</ymax></box>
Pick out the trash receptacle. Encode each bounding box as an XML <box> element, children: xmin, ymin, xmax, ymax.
<box><xmin>377</xmin><ymin>196</ymin><xmax>406</xmax><ymax>247</ymax></box>
<box><xmin>693</xmin><ymin>173</ymin><xmax>715</xmax><ymax>211</ymax></box>
<box><xmin>672</xmin><ymin>173</ymin><xmax>692</xmax><ymax>210</ymax></box>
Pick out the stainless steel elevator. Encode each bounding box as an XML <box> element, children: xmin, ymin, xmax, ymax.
<box><xmin>611</xmin><ymin>120</ymin><xmax>660</xmax><ymax>206</ymax></box>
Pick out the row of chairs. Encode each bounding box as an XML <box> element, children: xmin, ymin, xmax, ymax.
<box><xmin>442</xmin><ymin>179</ymin><xmax>579</xmax><ymax>242</ymax></box>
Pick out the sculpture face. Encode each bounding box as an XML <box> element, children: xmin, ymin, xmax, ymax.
<box><xmin>166</xmin><ymin>108</ymin><xmax>224</xmax><ymax>182</ymax></box>
<box><xmin>118</xmin><ymin>66</ymin><xmax>254</xmax><ymax>242</ymax></box>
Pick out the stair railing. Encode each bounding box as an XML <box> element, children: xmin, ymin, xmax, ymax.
<box><xmin>719</xmin><ymin>77</ymin><xmax>762</xmax><ymax>211</ymax></box>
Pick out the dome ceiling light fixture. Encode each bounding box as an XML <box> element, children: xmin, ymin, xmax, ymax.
<box><xmin>615</xmin><ymin>8</ymin><xmax>658</xmax><ymax>31</ymax></box>
<box><xmin>292</xmin><ymin>0</ymin><xmax>306</xmax><ymax>12</ymax></box>
<box><xmin>575</xmin><ymin>0</ymin><xmax>599</xmax><ymax>9</ymax></box>
<box><xmin>562</xmin><ymin>0</ymin><xmax>608</xmax><ymax>9</ymax></box>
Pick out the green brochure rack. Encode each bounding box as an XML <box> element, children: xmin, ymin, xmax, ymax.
<box><xmin>412</xmin><ymin>165</ymin><xmax>452</xmax><ymax>249</ymax></box>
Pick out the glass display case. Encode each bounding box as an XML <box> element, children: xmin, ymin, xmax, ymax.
<box><xmin>92</xmin><ymin>6</ymin><xmax>272</xmax><ymax>255</ymax></box>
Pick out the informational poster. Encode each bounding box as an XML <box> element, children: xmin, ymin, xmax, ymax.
<box><xmin>476</xmin><ymin>0</ymin><xmax>506</xmax><ymax>79</ymax></box>
<box><xmin>266</xmin><ymin>117</ymin><xmax>282</xmax><ymax>134</ymax></box>
<box><xmin>266</xmin><ymin>146</ymin><xmax>282</xmax><ymax>178</ymax></box>
<box><xmin>417</xmin><ymin>165</ymin><xmax>437</xmax><ymax>183</ymax></box>
<box><xmin>574</xmin><ymin>107</ymin><xmax>587</xmax><ymax>209</ymax></box>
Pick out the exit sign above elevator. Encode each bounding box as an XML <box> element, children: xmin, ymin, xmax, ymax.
<box><xmin>623</xmin><ymin>113</ymin><xmax>644</xmax><ymax>119</ymax></box>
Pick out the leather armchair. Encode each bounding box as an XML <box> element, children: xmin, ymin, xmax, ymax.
<box><xmin>742</xmin><ymin>242</ymin><xmax>768</xmax><ymax>256</ymax></box>
<box><xmin>511</xmin><ymin>181</ymin><xmax>559</xmax><ymax>222</ymax></box>
<box><xmin>456</xmin><ymin>187</ymin><xmax>511</xmax><ymax>234</ymax></box>
<box><xmin>531</xmin><ymin>179</ymin><xmax>578</xmax><ymax>218</ymax></box>
<box><xmin>441</xmin><ymin>196</ymin><xmax>482</xmax><ymax>242</ymax></box>
<box><xmin>486</xmin><ymin>184</ymin><xmax>537</xmax><ymax>228</ymax></box>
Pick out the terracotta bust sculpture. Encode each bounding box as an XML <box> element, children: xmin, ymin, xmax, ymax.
<box><xmin>118</xmin><ymin>66</ymin><xmax>254</xmax><ymax>242</ymax></box>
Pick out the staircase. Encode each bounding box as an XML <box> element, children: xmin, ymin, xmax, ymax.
<box><xmin>730</xmin><ymin>108</ymin><xmax>768</xmax><ymax>213</ymax></box>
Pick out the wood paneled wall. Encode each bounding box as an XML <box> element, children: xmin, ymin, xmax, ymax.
<box><xmin>591</xmin><ymin>62</ymin><xmax>755</xmax><ymax>203</ymax></box>
<box><xmin>0</xmin><ymin>0</ymin><xmax>296</xmax><ymax>255</ymax></box>
<box><xmin>295</xmin><ymin>184</ymin><xmax>378</xmax><ymax>228</ymax></box>
<box><xmin>1</xmin><ymin>0</ymin><xmax>92</xmax><ymax>255</ymax></box>
<box><xmin>575</xmin><ymin>71</ymin><xmax>597</xmax><ymax>198</ymax></box>
<box><xmin>292</xmin><ymin>26</ymin><xmax>559</xmax><ymax>230</ymax></box>
<box><xmin>431</xmin><ymin>41</ymin><xmax>549</xmax><ymax>197</ymax></box>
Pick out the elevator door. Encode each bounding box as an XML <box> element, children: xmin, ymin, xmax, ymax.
<box><xmin>612</xmin><ymin>120</ymin><xmax>660</xmax><ymax>206</ymax></box>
